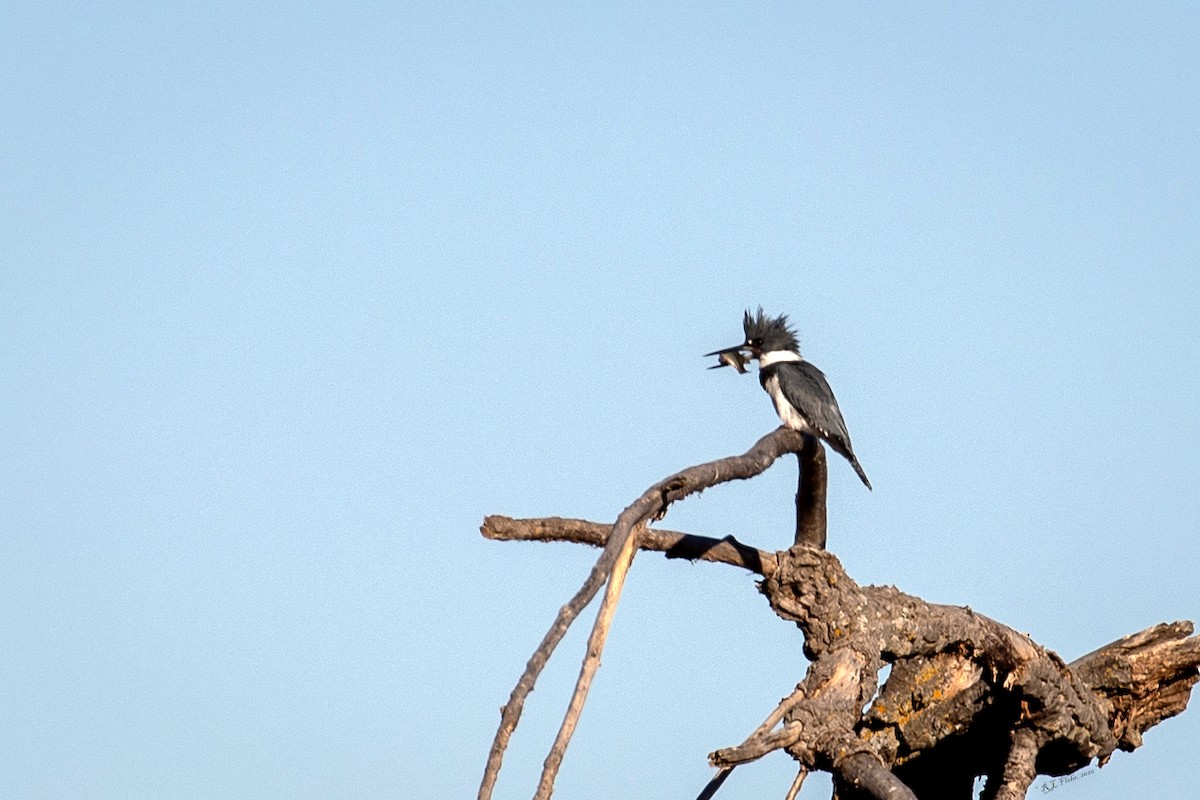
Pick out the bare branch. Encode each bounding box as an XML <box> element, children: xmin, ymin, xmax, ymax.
<box><xmin>979</xmin><ymin>728</ymin><xmax>1039</xmax><ymax>800</ymax></box>
<box><xmin>709</xmin><ymin>723</ymin><xmax>805</xmax><ymax>768</ymax></box>
<box><xmin>693</xmin><ymin>766</ymin><xmax>733</xmax><ymax>800</ymax></box>
<box><xmin>481</xmin><ymin>430</ymin><xmax>1200</xmax><ymax>799</ymax></box>
<box><xmin>783</xmin><ymin>768</ymin><xmax>808</xmax><ymax>800</ymax></box>
<box><xmin>534</xmin><ymin>523</ymin><xmax>640</xmax><ymax>800</ymax></box>
<box><xmin>794</xmin><ymin>435</ymin><xmax>827</xmax><ymax>548</ymax></box>
<box><xmin>1070</xmin><ymin>621</ymin><xmax>1200</xmax><ymax>754</ymax></box>
<box><xmin>694</xmin><ymin>684</ymin><xmax>809</xmax><ymax>798</ymax></box>
<box><xmin>479</xmin><ymin>428</ymin><xmax>808</xmax><ymax>800</ymax></box>
<box><xmin>476</xmin><ymin>544</ymin><xmax>616</xmax><ymax>800</ymax></box>
<box><xmin>481</xmin><ymin>516</ymin><xmax>774</xmax><ymax>577</ymax></box>
<box><xmin>837</xmin><ymin>752</ymin><xmax>918</xmax><ymax>800</ymax></box>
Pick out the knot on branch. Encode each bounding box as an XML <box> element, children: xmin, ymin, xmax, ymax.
<box><xmin>762</xmin><ymin>545</ymin><xmax>877</xmax><ymax>660</ymax></box>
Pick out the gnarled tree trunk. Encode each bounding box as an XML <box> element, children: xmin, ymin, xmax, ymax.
<box><xmin>478</xmin><ymin>429</ymin><xmax>1200</xmax><ymax>800</ymax></box>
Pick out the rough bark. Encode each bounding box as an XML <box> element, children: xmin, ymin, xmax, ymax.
<box><xmin>485</xmin><ymin>515</ymin><xmax>1200</xmax><ymax>799</ymax></box>
<box><xmin>479</xmin><ymin>430</ymin><xmax>1200</xmax><ymax>799</ymax></box>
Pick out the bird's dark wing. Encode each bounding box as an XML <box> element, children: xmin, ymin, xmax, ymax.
<box><xmin>778</xmin><ymin>360</ymin><xmax>872</xmax><ymax>490</ymax></box>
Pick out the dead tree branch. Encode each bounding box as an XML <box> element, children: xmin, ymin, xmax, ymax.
<box><xmin>795</xmin><ymin>434</ymin><xmax>827</xmax><ymax>547</ymax></box>
<box><xmin>478</xmin><ymin>428</ymin><xmax>810</xmax><ymax>800</ymax></box>
<box><xmin>480</xmin><ymin>437</ymin><xmax>1200</xmax><ymax>799</ymax></box>
<box><xmin>693</xmin><ymin>684</ymin><xmax>808</xmax><ymax>799</ymax></box>
<box><xmin>481</xmin><ymin>516</ymin><xmax>774</xmax><ymax>577</ymax></box>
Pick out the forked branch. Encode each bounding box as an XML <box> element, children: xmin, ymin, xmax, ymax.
<box><xmin>480</xmin><ymin>436</ymin><xmax>1200</xmax><ymax>800</ymax></box>
<box><xmin>478</xmin><ymin>428</ymin><xmax>810</xmax><ymax>800</ymax></box>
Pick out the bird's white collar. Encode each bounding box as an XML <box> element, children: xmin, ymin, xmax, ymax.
<box><xmin>759</xmin><ymin>350</ymin><xmax>803</xmax><ymax>367</ymax></box>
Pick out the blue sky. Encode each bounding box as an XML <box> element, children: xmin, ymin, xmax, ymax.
<box><xmin>3</xmin><ymin>3</ymin><xmax>1198</xmax><ymax>799</ymax></box>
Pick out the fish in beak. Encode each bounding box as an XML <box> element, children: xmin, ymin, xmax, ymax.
<box><xmin>704</xmin><ymin>345</ymin><xmax>750</xmax><ymax>374</ymax></box>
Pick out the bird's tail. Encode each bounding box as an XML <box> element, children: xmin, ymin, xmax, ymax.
<box><xmin>850</xmin><ymin>457</ymin><xmax>872</xmax><ymax>491</ymax></box>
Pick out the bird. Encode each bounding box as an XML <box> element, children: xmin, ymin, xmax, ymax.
<box><xmin>707</xmin><ymin>308</ymin><xmax>872</xmax><ymax>490</ymax></box>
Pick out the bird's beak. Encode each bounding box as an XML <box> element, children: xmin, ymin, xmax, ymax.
<box><xmin>704</xmin><ymin>345</ymin><xmax>750</xmax><ymax>374</ymax></box>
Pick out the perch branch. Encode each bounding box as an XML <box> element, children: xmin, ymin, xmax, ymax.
<box><xmin>794</xmin><ymin>435</ymin><xmax>827</xmax><ymax>548</ymax></box>
<box><xmin>481</xmin><ymin>428</ymin><xmax>808</xmax><ymax>800</ymax></box>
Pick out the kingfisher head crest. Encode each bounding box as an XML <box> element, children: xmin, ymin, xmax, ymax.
<box><xmin>742</xmin><ymin>307</ymin><xmax>799</xmax><ymax>356</ymax></box>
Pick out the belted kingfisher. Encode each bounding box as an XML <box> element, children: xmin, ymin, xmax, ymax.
<box><xmin>707</xmin><ymin>308</ymin><xmax>872</xmax><ymax>490</ymax></box>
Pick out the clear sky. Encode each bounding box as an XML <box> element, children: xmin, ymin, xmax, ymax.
<box><xmin>3</xmin><ymin>3</ymin><xmax>1198</xmax><ymax>799</ymax></box>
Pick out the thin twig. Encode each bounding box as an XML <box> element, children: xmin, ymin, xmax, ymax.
<box><xmin>783</xmin><ymin>768</ymin><xmax>808</xmax><ymax>800</ymax></box>
<box><xmin>694</xmin><ymin>684</ymin><xmax>808</xmax><ymax>800</ymax></box>
<box><xmin>476</xmin><ymin>540</ymin><xmax>622</xmax><ymax>800</ymax></box>
<box><xmin>709</xmin><ymin>723</ymin><xmax>805</xmax><ymax>768</ymax></box>
<box><xmin>533</xmin><ymin>522</ymin><xmax>642</xmax><ymax>799</ymax></box>
<box><xmin>755</xmin><ymin>684</ymin><xmax>810</xmax><ymax>735</ymax></box>
<box><xmin>694</xmin><ymin>766</ymin><xmax>733</xmax><ymax>800</ymax></box>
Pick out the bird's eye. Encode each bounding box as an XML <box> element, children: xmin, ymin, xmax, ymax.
<box><xmin>750</xmin><ymin>338</ymin><xmax>763</xmax><ymax>347</ymax></box>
